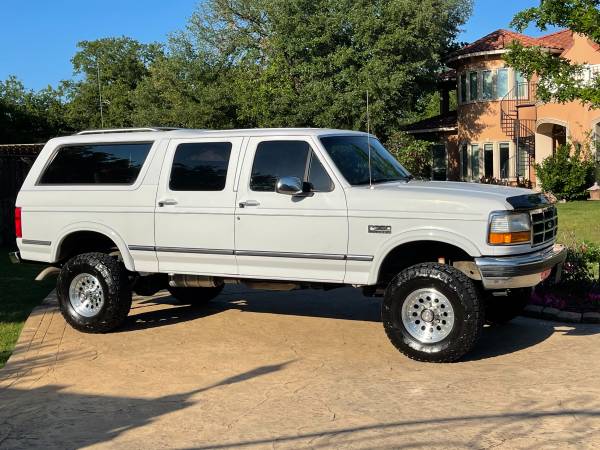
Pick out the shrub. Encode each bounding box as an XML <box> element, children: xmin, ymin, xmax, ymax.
<box><xmin>535</xmin><ymin>143</ymin><xmax>595</xmax><ymax>201</ymax></box>
<box><xmin>385</xmin><ymin>131</ymin><xmax>432</xmax><ymax>179</ymax></box>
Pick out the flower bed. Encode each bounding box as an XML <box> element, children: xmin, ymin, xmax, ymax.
<box><xmin>529</xmin><ymin>240</ymin><xmax>600</xmax><ymax>315</ymax></box>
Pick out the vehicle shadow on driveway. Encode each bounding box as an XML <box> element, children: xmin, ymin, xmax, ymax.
<box><xmin>123</xmin><ymin>287</ymin><xmax>600</xmax><ymax>360</ymax></box>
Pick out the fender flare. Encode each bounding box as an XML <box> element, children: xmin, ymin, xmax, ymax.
<box><xmin>367</xmin><ymin>227</ymin><xmax>481</xmax><ymax>285</ymax></box>
<box><xmin>52</xmin><ymin>222</ymin><xmax>135</xmax><ymax>271</ymax></box>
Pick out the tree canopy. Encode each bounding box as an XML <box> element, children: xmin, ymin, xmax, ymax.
<box><xmin>2</xmin><ymin>0</ymin><xmax>472</xmax><ymax>143</ymax></box>
<box><xmin>505</xmin><ymin>0</ymin><xmax>600</xmax><ymax>108</ymax></box>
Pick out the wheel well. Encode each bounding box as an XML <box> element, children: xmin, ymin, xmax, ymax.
<box><xmin>377</xmin><ymin>241</ymin><xmax>472</xmax><ymax>286</ymax></box>
<box><xmin>57</xmin><ymin>231</ymin><xmax>119</xmax><ymax>262</ymax></box>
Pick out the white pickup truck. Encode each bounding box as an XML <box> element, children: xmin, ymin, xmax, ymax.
<box><xmin>11</xmin><ymin>127</ymin><xmax>566</xmax><ymax>362</ymax></box>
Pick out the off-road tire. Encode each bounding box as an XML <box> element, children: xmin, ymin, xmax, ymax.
<box><xmin>167</xmin><ymin>285</ymin><xmax>224</xmax><ymax>305</ymax></box>
<box><xmin>57</xmin><ymin>252</ymin><xmax>132</xmax><ymax>333</ymax></box>
<box><xmin>382</xmin><ymin>263</ymin><xmax>484</xmax><ymax>363</ymax></box>
<box><xmin>484</xmin><ymin>288</ymin><xmax>531</xmax><ymax>324</ymax></box>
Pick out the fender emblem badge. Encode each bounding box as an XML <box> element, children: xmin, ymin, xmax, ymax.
<box><xmin>368</xmin><ymin>225</ymin><xmax>391</xmax><ymax>234</ymax></box>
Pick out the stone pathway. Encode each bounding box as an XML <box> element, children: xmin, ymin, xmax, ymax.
<box><xmin>1</xmin><ymin>287</ymin><xmax>600</xmax><ymax>449</ymax></box>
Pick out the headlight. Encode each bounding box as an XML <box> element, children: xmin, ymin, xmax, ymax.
<box><xmin>488</xmin><ymin>211</ymin><xmax>531</xmax><ymax>245</ymax></box>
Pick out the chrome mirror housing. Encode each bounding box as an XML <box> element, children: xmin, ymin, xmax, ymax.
<box><xmin>276</xmin><ymin>176</ymin><xmax>304</xmax><ymax>195</ymax></box>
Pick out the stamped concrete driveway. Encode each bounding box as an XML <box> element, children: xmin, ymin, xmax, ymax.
<box><xmin>1</xmin><ymin>286</ymin><xmax>600</xmax><ymax>449</ymax></box>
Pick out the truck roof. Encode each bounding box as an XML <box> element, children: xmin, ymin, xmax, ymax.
<box><xmin>51</xmin><ymin>127</ymin><xmax>372</xmax><ymax>144</ymax></box>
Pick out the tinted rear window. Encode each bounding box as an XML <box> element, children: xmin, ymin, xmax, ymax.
<box><xmin>39</xmin><ymin>142</ymin><xmax>153</xmax><ymax>185</ymax></box>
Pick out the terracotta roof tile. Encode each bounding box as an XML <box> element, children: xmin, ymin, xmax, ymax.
<box><xmin>538</xmin><ymin>29</ymin><xmax>574</xmax><ymax>50</ymax></box>
<box><xmin>450</xmin><ymin>29</ymin><xmax>565</xmax><ymax>60</ymax></box>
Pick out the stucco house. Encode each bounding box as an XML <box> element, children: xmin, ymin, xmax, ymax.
<box><xmin>405</xmin><ymin>29</ymin><xmax>600</xmax><ymax>185</ymax></box>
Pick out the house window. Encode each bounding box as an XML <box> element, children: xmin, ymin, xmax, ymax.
<box><xmin>499</xmin><ymin>143</ymin><xmax>510</xmax><ymax>178</ymax></box>
<box><xmin>470</xmin><ymin>144</ymin><xmax>480</xmax><ymax>179</ymax></box>
<box><xmin>460</xmin><ymin>73</ymin><xmax>467</xmax><ymax>104</ymax></box>
<box><xmin>460</xmin><ymin>144</ymin><xmax>468</xmax><ymax>180</ymax></box>
<box><xmin>496</xmin><ymin>69</ymin><xmax>509</xmax><ymax>99</ymax></box>
<box><xmin>482</xmin><ymin>71</ymin><xmax>493</xmax><ymax>100</ymax></box>
<box><xmin>484</xmin><ymin>143</ymin><xmax>493</xmax><ymax>178</ymax></box>
<box><xmin>517</xmin><ymin>142</ymin><xmax>528</xmax><ymax>178</ymax></box>
<box><xmin>469</xmin><ymin>72</ymin><xmax>478</xmax><ymax>101</ymax></box>
<box><xmin>515</xmin><ymin>71</ymin><xmax>528</xmax><ymax>99</ymax></box>
<box><xmin>431</xmin><ymin>144</ymin><xmax>447</xmax><ymax>181</ymax></box>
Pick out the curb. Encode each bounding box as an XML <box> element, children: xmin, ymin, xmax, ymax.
<box><xmin>522</xmin><ymin>304</ymin><xmax>600</xmax><ymax>324</ymax></box>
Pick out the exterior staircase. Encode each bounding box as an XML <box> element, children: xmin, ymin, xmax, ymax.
<box><xmin>500</xmin><ymin>82</ymin><xmax>537</xmax><ymax>184</ymax></box>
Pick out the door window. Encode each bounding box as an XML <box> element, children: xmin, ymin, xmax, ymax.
<box><xmin>169</xmin><ymin>142</ymin><xmax>232</xmax><ymax>191</ymax></box>
<box><xmin>431</xmin><ymin>144</ymin><xmax>447</xmax><ymax>181</ymax></box>
<box><xmin>499</xmin><ymin>143</ymin><xmax>510</xmax><ymax>178</ymax></box>
<box><xmin>484</xmin><ymin>143</ymin><xmax>494</xmax><ymax>178</ymax></box>
<box><xmin>470</xmin><ymin>144</ymin><xmax>480</xmax><ymax>179</ymax></box>
<box><xmin>250</xmin><ymin>140</ymin><xmax>333</xmax><ymax>192</ymax></box>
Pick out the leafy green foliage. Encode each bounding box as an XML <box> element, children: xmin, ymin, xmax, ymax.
<box><xmin>534</xmin><ymin>143</ymin><xmax>596</xmax><ymax>200</ymax></box>
<box><xmin>0</xmin><ymin>77</ymin><xmax>68</xmax><ymax>143</ymax></box>
<box><xmin>385</xmin><ymin>131</ymin><xmax>433</xmax><ymax>178</ymax></box>
<box><xmin>505</xmin><ymin>0</ymin><xmax>600</xmax><ymax>108</ymax></box>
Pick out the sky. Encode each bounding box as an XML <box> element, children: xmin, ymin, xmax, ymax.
<box><xmin>0</xmin><ymin>0</ymin><xmax>555</xmax><ymax>92</ymax></box>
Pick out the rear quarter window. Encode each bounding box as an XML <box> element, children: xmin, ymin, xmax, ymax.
<box><xmin>38</xmin><ymin>142</ymin><xmax>153</xmax><ymax>185</ymax></box>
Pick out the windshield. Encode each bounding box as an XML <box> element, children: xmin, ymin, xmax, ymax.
<box><xmin>319</xmin><ymin>135</ymin><xmax>411</xmax><ymax>186</ymax></box>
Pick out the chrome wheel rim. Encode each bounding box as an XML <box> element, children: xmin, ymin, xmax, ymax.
<box><xmin>69</xmin><ymin>273</ymin><xmax>104</xmax><ymax>318</ymax></box>
<box><xmin>401</xmin><ymin>288</ymin><xmax>455</xmax><ymax>344</ymax></box>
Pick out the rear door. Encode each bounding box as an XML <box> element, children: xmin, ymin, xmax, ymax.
<box><xmin>154</xmin><ymin>137</ymin><xmax>242</xmax><ymax>275</ymax></box>
<box><xmin>234</xmin><ymin>136</ymin><xmax>348</xmax><ymax>282</ymax></box>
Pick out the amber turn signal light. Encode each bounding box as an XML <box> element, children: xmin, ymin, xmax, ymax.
<box><xmin>488</xmin><ymin>231</ymin><xmax>530</xmax><ymax>245</ymax></box>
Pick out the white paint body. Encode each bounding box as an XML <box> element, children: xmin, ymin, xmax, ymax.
<box><xmin>16</xmin><ymin>128</ymin><xmax>541</xmax><ymax>286</ymax></box>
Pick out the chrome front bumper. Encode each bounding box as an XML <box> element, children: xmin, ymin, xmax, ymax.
<box><xmin>475</xmin><ymin>244</ymin><xmax>567</xmax><ymax>290</ymax></box>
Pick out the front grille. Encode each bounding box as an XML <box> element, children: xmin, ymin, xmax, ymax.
<box><xmin>531</xmin><ymin>206</ymin><xmax>558</xmax><ymax>246</ymax></box>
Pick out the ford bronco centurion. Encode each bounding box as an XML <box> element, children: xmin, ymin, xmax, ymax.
<box><xmin>11</xmin><ymin>127</ymin><xmax>566</xmax><ymax>362</ymax></box>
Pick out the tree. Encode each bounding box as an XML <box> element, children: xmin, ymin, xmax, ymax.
<box><xmin>505</xmin><ymin>0</ymin><xmax>600</xmax><ymax>108</ymax></box>
<box><xmin>152</xmin><ymin>0</ymin><xmax>472</xmax><ymax>137</ymax></box>
<box><xmin>0</xmin><ymin>76</ymin><xmax>68</xmax><ymax>143</ymax></box>
<box><xmin>62</xmin><ymin>37</ymin><xmax>163</xmax><ymax>130</ymax></box>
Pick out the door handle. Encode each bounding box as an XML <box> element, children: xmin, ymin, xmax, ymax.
<box><xmin>239</xmin><ymin>200</ymin><xmax>260</xmax><ymax>208</ymax></box>
<box><xmin>158</xmin><ymin>199</ymin><xmax>178</xmax><ymax>207</ymax></box>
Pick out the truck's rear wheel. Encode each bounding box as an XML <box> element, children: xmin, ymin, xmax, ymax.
<box><xmin>57</xmin><ymin>252</ymin><xmax>132</xmax><ymax>333</ymax></box>
<box><xmin>167</xmin><ymin>285</ymin><xmax>224</xmax><ymax>305</ymax></box>
<box><xmin>484</xmin><ymin>288</ymin><xmax>531</xmax><ymax>324</ymax></box>
<box><xmin>382</xmin><ymin>263</ymin><xmax>484</xmax><ymax>363</ymax></box>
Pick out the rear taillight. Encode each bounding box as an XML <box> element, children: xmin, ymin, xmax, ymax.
<box><xmin>15</xmin><ymin>207</ymin><xmax>22</xmax><ymax>238</ymax></box>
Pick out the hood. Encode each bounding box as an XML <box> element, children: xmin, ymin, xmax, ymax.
<box><xmin>345</xmin><ymin>180</ymin><xmax>542</xmax><ymax>218</ymax></box>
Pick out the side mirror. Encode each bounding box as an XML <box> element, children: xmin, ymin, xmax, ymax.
<box><xmin>276</xmin><ymin>176</ymin><xmax>304</xmax><ymax>195</ymax></box>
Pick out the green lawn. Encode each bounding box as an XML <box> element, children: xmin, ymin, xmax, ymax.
<box><xmin>0</xmin><ymin>248</ymin><xmax>53</xmax><ymax>368</ymax></box>
<box><xmin>556</xmin><ymin>201</ymin><xmax>600</xmax><ymax>245</ymax></box>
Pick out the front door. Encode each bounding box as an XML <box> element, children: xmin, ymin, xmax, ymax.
<box><xmin>154</xmin><ymin>137</ymin><xmax>243</xmax><ymax>275</ymax></box>
<box><xmin>234</xmin><ymin>136</ymin><xmax>348</xmax><ymax>282</ymax></box>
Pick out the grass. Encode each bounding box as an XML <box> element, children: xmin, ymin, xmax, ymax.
<box><xmin>0</xmin><ymin>248</ymin><xmax>53</xmax><ymax>368</ymax></box>
<box><xmin>556</xmin><ymin>201</ymin><xmax>600</xmax><ymax>244</ymax></box>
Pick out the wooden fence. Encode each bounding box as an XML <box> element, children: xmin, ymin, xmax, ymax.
<box><xmin>0</xmin><ymin>144</ymin><xmax>44</xmax><ymax>246</ymax></box>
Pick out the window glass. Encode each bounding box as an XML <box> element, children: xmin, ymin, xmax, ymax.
<box><xmin>307</xmin><ymin>151</ymin><xmax>334</xmax><ymax>191</ymax></box>
<box><xmin>470</xmin><ymin>144</ymin><xmax>479</xmax><ymax>179</ymax></box>
<box><xmin>39</xmin><ymin>142</ymin><xmax>152</xmax><ymax>185</ymax></box>
<box><xmin>460</xmin><ymin>74</ymin><xmax>467</xmax><ymax>103</ymax></box>
<box><xmin>250</xmin><ymin>141</ymin><xmax>310</xmax><ymax>192</ymax></box>
<box><xmin>460</xmin><ymin>145</ymin><xmax>468</xmax><ymax>180</ymax></box>
<box><xmin>320</xmin><ymin>135</ymin><xmax>410</xmax><ymax>186</ymax></box>
<box><xmin>482</xmin><ymin>70</ymin><xmax>493</xmax><ymax>100</ymax></box>
<box><xmin>431</xmin><ymin>144</ymin><xmax>446</xmax><ymax>181</ymax></box>
<box><xmin>496</xmin><ymin>69</ymin><xmax>509</xmax><ymax>99</ymax></box>
<box><xmin>469</xmin><ymin>72</ymin><xmax>478</xmax><ymax>101</ymax></box>
<box><xmin>515</xmin><ymin>70</ymin><xmax>528</xmax><ymax>99</ymax></box>
<box><xmin>170</xmin><ymin>142</ymin><xmax>232</xmax><ymax>191</ymax></box>
<box><xmin>499</xmin><ymin>143</ymin><xmax>510</xmax><ymax>178</ymax></box>
<box><xmin>484</xmin><ymin>143</ymin><xmax>494</xmax><ymax>178</ymax></box>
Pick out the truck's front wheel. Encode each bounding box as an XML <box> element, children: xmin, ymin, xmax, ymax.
<box><xmin>382</xmin><ymin>263</ymin><xmax>484</xmax><ymax>363</ymax></box>
<box><xmin>57</xmin><ymin>252</ymin><xmax>132</xmax><ymax>333</ymax></box>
